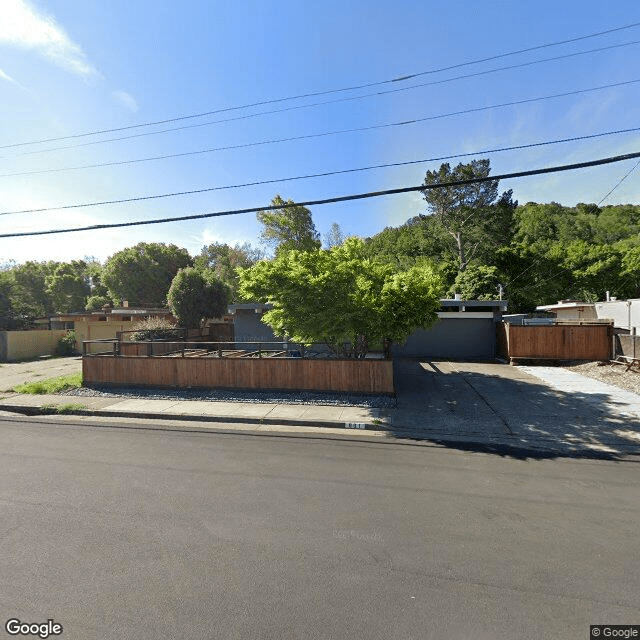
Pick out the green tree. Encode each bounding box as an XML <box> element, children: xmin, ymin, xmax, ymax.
<box><xmin>257</xmin><ymin>195</ymin><xmax>321</xmax><ymax>255</ymax></box>
<box><xmin>324</xmin><ymin>222</ymin><xmax>344</xmax><ymax>249</ymax></box>
<box><xmin>450</xmin><ymin>264</ymin><xmax>502</xmax><ymax>300</ymax></box>
<box><xmin>238</xmin><ymin>238</ymin><xmax>442</xmax><ymax>357</ymax></box>
<box><xmin>167</xmin><ymin>267</ymin><xmax>229</xmax><ymax>329</ymax></box>
<box><xmin>194</xmin><ymin>241</ymin><xmax>263</xmax><ymax>301</ymax></box>
<box><xmin>102</xmin><ymin>243</ymin><xmax>192</xmax><ymax>307</ymax></box>
<box><xmin>421</xmin><ymin>159</ymin><xmax>516</xmax><ymax>272</ymax></box>
<box><xmin>45</xmin><ymin>261</ymin><xmax>91</xmax><ymax>313</ymax></box>
<box><xmin>10</xmin><ymin>261</ymin><xmax>60</xmax><ymax>319</ymax></box>
<box><xmin>0</xmin><ymin>271</ymin><xmax>15</xmax><ymax>329</ymax></box>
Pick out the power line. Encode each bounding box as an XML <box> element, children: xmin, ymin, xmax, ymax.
<box><xmin>3</xmin><ymin>126</ymin><xmax>640</xmax><ymax>216</ymax></box>
<box><xmin>3</xmin><ymin>151</ymin><xmax>639</xmax><ymax>239</ymax></box>
<box><xmin>3</xmin><ymin>78</ymin><xmax>639</xmax><ymax>179</ymax></box>
<box><xmin>11</xmin><ymin>39</ymin><xmax>640</xmax><ymax>157</ymax></box>
<box><xmin>3</xmin><ymin>21</ymin><xmax>638</xmax><ymax>151</ymax></box>
<box><xmin>597</xmin><ymin>158</ymin><xmax>640</xmax><ymax>204</ymax></box>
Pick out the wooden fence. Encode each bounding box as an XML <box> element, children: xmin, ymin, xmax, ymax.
<box><xmin>83</xmin><ymin>352</ymin><xmax>394</xmax><ymax>394</ymax></box>
<box><xmin>497</xmin><ymin>323</ymin><xmax>612</xmax><ymax>362</ymax></box>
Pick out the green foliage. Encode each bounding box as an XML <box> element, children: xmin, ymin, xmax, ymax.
<box><xmin>238</xmin><ymin>238</ymin><xmax>442</xmax><ymax>357</ymax></box>
<box><xmin>55</xmin><ymin>330</ymin><xmax>77</xmax><ymax>356</ymax></box>
<box><xmin>365</xmin><ymin>188</ymin><xmax>640</xmax><ymax>312</ymax></box>
<box><xmin>167</xmin><ymin>267</ymin><xmax>229</xmax><ymax>329</ymax></box>
<box><xmin>41</xmin><ymin>403</ymin><xmax>88</xmax><ymax>414</ymax></box>
<box><xmin>0</xmin><ymin>271</ymin><xmax>14</xmax><ymax>329</ymax></box>
<box><xmin>85</xmin><ymin>295</ymin><xmax>112</xmax><ymax>312</ymax></box>
<box><xmin>102</xmin><ymin>242</ymin><xmax>192</xmax><ymax>307</ymax></box>
<box><xmin>324</xmin><ymin>222</ymin><xmax>344</xmax><ymax>249</ymax></box>
<box><xmin>257</xmin><ymin>195</ymin><xmax>321</xmax><ymax>256</ymax></box>
<box><xmin>14</xmin><ymin>372</ymin><xmax>82</xmax><ymax>394</ymax></box>
<box><xmin>10</xmin><ymin>261</ymin><xmax>60</xmax><ymax>319</ymax></box>
<box><xmin>0</xmin><ymin>259</ymin><xmax>109</xmax><ymax>322</ymax></box>
<box><xmin>421</xmin><ymin>159</ymin><xmax>517</xmax><ymax>272</ymax></box>
<box><xmin>194</xmin><ymin>241</ymin><xmax>263</xmax><ymax>301</ymax></box>
<box><xmin>450</xmin><ymin>264</ymin><xmax>502</xmax><ymax>300</ymax></box>
<box><xmin>130</xmin><ymin>316</ymin><xmax>181</xmax><ymax>341</ymax></box>
<box><xmin>45</xmin><ymin>261</ymin><xmax>91</xmax><ymax>313</ymax></box>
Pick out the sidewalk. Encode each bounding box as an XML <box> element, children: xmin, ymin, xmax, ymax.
<box><xmin>1</xmin><ymin>358</ymin><xmax>640</xmax><ymax>456</ymax></box>
<box><xmin>0</xmin><ymin>391</ymin><xmax>381</xmax><ymax>431</ymax></box>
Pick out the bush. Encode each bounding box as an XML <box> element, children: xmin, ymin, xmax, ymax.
<box><xmin>55</xmin><ymin>330</ymin><xmax>77</xmax><ymax>356</ymax></box>
<box><xmin>130</xmin><ymin>316</ymin><xmax>181</xmax><ymax>341</ymax></box>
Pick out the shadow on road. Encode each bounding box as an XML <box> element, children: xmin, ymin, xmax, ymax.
<box><xmin>387</xmin><ymin>359</ymin><xmax>640</xmax><ymax>461</ymax></box>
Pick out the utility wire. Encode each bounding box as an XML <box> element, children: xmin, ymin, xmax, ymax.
<box><xmin>3</xmin><ymin>79</ymin><xmax>639</xmax><ymax>179</ymax></box>
<box><xmin>2</xmin><ymin>20</ymin><xmax>638</xmax><ymax>150</ymax></box>
<box><xmin>3</xmin><ymin>151</ymin><xmax>639</xmax><ymax>239</ymax></box>
<box><xmin>2</xmin><ymin>126</ymin><xmax>640</xmax><ymax>216</ymax></box>
<box><xmin>597</xmin><ymin>158</ymin><xmax>640</xmax><ymax>204</ymax></box>
<box><xmin>11</xmin><ymin>39</ymin><xmax>640</xmax><ymax>157</ymax></box>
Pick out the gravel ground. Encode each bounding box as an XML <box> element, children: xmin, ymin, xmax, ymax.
<box><xmin>561</xmin><ymin>360</ymin><xmax>640</xmax><ymax>395</ymax></box>
<box><xmin>65</xmin><ymin>385</ymin><xmax>397</xmax><ymax>409</ymax></box>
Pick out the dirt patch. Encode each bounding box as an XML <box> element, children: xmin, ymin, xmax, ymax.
<box><xmin>562</xmin><ymin>360</ymin><xmax>640</xmax><ymax>395</ymax></box>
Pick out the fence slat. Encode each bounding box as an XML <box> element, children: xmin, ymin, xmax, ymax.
<box><xmin>83</xmin><ymin>355</ymin><xmax>394</xmax><ymax>394</ymax></box>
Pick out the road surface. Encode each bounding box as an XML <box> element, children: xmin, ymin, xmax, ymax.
<box><xmin>1</xmin><ymin>418</ymin><xmax>638</xmax><ymax>639</ymax></box>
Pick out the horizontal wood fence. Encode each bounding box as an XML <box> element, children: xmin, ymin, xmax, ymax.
<box><xmin>83</xmin><ymin>354</ymin><xmax>394</xmax><ymax>394</ymax></box>
<box><xmin>497</xmin><ymin>323</ymin><xmax>612</xmax><ymax>362</ymax></box>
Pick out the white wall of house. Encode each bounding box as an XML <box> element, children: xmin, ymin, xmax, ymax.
<box><xmin>595</xmin><ymin>299</ymin><xmax>640</xmax><ymax>332</ymax></box>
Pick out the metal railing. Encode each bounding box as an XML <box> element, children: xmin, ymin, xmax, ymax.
<box><xmin>82</xmin><ymin>339</ymin><xmax>308</xmax><ymax>359</ymax></box>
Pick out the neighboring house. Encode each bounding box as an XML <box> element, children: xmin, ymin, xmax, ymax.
<box><xmin>34</xmin><ymin>304</ymin><xmax>176</xmax><ymax>354</ymax></box>
<box><xmin>537</xmin><ymin>298</ymin><xmax>640</xmax><ymax>332</ymax></box>
<box><xmin>535</xmin><ymin>300</ymin><xmax>600</xmax><ymax>323</ymax></box>
<box><xmin>594</xmin><ymin>298</ymin><xmax>640</xmax><ymax>333</ymax></box>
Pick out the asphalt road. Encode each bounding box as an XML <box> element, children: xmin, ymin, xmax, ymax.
<box><xmin>1</xmin><ymin>419</ymin><xmax>638</xmax><ymax>640</ymax></box>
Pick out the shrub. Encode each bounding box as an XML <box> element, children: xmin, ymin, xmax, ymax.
<box><xmin>130</xmin><ymin>316</ymin><xmax>181</xmax><ymax>341</ymax></box>
<box><xmin>55</xmin><ymin>330</ymin><xmax>77</xmax><ymax>356</ymax></box>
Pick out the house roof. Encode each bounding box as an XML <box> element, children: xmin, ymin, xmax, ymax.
<box><xmin>536</xmin><ymin>301</ymin><xmax>593</xmax><ymax>312</ymax></box>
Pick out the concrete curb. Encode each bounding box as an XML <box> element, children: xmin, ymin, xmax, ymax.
<box><xmin>0</xmin><ymin>403</ymin><xmax>387</xmax><ymax>432</ymax></box>
<box><xmin>2</xmin><ymin>408</ymin><xmax>639</xmax><ymax>460</ymax></box>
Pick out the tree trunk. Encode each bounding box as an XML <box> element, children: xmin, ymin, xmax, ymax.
<box><xmin>453</xmin><ymin>231</ymin><xmax>467</xmax><ymax>271</ymax></box>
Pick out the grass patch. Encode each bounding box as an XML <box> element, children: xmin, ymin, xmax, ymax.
<box><xmin>41</xmin><ymin>403</ymin><xmax>88</xmax><ymax>415</ymax></box>
<box><xmin>14</xmin><ymin>373</ymin><xmax>83</xmax><ymax>395</ymax></box>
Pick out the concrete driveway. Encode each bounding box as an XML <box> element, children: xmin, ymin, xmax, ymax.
<box><xmin>391</xmin><ymin>359</ymin><xmax>640</xmax><ymax>456</ymax></box>
<box><xmin>0</xmin><ymin>356</ymin><xmax>82</xmax><ymax>392</ymax></box>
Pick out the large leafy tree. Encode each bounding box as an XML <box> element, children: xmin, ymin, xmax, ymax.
<box><xmin>0</xmin><ymin>271</ymin><xmax>15</xmax><ymax>329</ymax></box>
<box><xmin>450</xmin><ymin>264</ymin><xmax>502</xmax><ymax>300</ymax></box>
<box><xmin>257</xmin><ymin>195</ymin><xmax>321</xmax><ymax>256</ymax></box>
<box><xmin>167</xmin><ymin>267</ymin><xmax>229</xmax><ymax>329</ymax></box>
<box><xmin>421</xmin><ymin>159</ymin><xmax>516</xmax><ymax>272</ymax></box>
<box><xmin>238</xmin><ymin>238</ymin><xmax>442</xmax><ymax>357</ymax></box>
<box><xmin>194</xmin><ymin>241</ymin><xmax>263</xmax><ymax>301</ymax></box>
<box><xmin>10</xmin><ymin>261</ymin><xmax>60</xmax><ymax>319</ymax></box>
<box><xmin>102</xmin><ymin>243</ymin><xmax>192</xmax><ymax>307</ymax></box>
<box><xmin>45</xmin><ymin>261</ymin><xmax>91</xmax><ymax>314</ymax></box>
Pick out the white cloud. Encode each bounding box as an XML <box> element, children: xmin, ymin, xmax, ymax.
<box><xmin>113</xmin><ymin>90</ymin><xmax>138</xmax><ymax>112</ymax></box>
<box><xmin>0</xmin><ymin>67</ymin><xmax>17</xmax><ymax>83</ymax></box>
<box><xmin>0</xmin><ymin>0</ymin><xmax>96</xmax><ymax>77</ymax></box>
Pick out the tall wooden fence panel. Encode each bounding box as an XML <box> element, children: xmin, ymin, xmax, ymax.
<box><xmin>497</xmin><ymin>323</ymin><xmax>612</xmax><ymax>361</ymax></box>
<box><xmin>83</xmin><ymin>355</ymin><xmax>394</xmax><ymax>394</ymax></box>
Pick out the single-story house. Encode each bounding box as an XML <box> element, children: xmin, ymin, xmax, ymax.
<box><xmin>228</xmin><ymin>299</ymin><xmax>509</xmax><ymax>359</ymax></box>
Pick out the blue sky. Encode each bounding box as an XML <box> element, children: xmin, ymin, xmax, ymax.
<box><xmin>1</xmin><ymin>0</ymin><xmax>639</xmax><ymax>264</ymax></box>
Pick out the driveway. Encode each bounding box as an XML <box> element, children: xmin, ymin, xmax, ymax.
<box><xmin>0</xmin><ymin>356</ymin><xmax>82</xmax><ymax>392</ymax></box>
<box><xmin>392</xmin><ymin>359</ymin><xmax>640</xmax><ymax>456</ymax></box>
